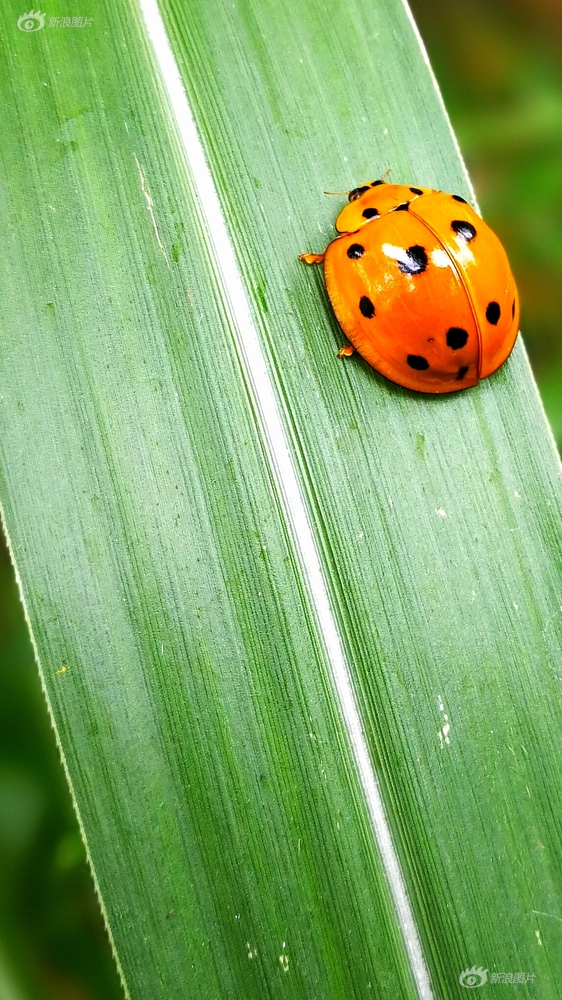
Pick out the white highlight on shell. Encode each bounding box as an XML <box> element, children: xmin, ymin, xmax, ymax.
<box><xmin>451</xmin><ymin>238</ymin><xmax>475</xmax><ymax>267</ymax></box>
<box><xmin>137</xmin><ymin>2</ymin><xmax>434</xmax><ymax>999</ymax></box>
<box><xmin>382</xmin><ymin>243</ymin><xmax>413</xmax><ymax>268</ymax></box>
<box><xmin>431</xmin><ymin>248</ymin><xmax>452</xmax><ymax>269</ymax></box>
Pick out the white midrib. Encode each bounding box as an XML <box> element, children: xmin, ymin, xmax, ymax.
<box><xmin>138</xmin><ymin>2</ymin><xmax>434</xmax><ymax>997</ymax></box>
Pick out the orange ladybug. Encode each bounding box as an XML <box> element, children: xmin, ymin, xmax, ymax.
<box><xmin>300</xmin><ymin>180</ymin><xmax>519</xmax><ymax>393</ymax></box>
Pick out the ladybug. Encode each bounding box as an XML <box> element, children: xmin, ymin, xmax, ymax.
<box><xmin>300</xmin><ymin>180</ymin><xmax>519</xmax><ymax>393</ymax></box>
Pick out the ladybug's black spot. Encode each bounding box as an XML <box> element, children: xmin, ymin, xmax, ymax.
<box><xmin>486</xmin><ymin>301</ymin><xmax>501</xmax><ymax>325</ymax></box>
<box><xmin>371</xmin><ymin>179</ymin><xmax>385</xmax><ymax>186</ymax></box>
<box><xmin>457</xmin><ymin>365</ymin><xmax>469</xmax><ymax>380</ymax></box>
<box><xmin>512</xmin><ymin>299</ymin><xmax>516</xmax><ymax>319</ymax></box>
<box><xmin>397</xmin><ymin>245</ymin><xmax>428</xmax><ymax>275</ymax></box>
<box><xmin>407</xmin><ymin>354</ymin><xmax>429</xmax><ymax>371</ymax></box>
<box><xmin>362</xmin><ymin>207</ymin><xmax>379</xmax><ymax>219</ymax></box>
<box><xmin>452</xmin><ymin>194</ymin><xmax>468</xmax><ymax>203</ymax></box>
<box><xmin>359</xmin><ymin>296</ymin><xmax>375</xmax><ymax>318</ymax></box>
<box><xmin>446</xmin><ymin>327</ymin><xmax>469</xmax><ymax>350</ymax></box>
<box><xmin>451</xmin><ymin>220</ymin><xmax>477</xmax><ymax>241</ymax></box>
<box><xmin>348</xmin><ymin>185</ymin><xmax>370</xmax><ymax>202</ymax></box>
<box><xmin>410</xmin><ymin>187</ymin><xmax>423</xmax><ymax>195</ymax></box>
<box><xmin>395</xmin><ymin>202</ymin><xmax>410</xmax><ymax>212</ymax></box>
<box><xmin>347</xmin><ymin>243</ymin><xmax>365</xmax><ymax>259</ymax></box>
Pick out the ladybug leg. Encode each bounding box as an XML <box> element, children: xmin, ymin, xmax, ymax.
<box><xmin>299</xmin><ymin>252</ymin><xmax>325</xmax><ymax>265</ymax></box>
<box><xmin>337</xmin><ymin>344</ymin><xmax>355</xmax><ymax>359</ymax></box>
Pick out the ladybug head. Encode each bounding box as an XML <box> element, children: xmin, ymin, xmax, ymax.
<box><xmin>347</xmin><ymin>179</ymin><xmax>386</xmax><ymax>203</ymax></box>
<box><xmin>335</xmin><ymin>182</ymin><xmax>431</xmax><ymax>234</ymax></box>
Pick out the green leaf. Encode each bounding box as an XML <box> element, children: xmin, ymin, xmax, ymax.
<box><xmin>1</xmin><ymin>0</ymin><xmax>561</xmax><ymax>997</ymax></box>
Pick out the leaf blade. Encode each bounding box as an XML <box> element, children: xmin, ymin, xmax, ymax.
<box><xmin>2</xmin><ymin>0</ymin><xmax>562</xmax><ymax>995</ymax></box>
<box><xmin>152</xmin><ymin>0</ymin><xmax>562</xmax><ymax>992</ymax></box>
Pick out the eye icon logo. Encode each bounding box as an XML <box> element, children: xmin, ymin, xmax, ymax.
<box><xmin>459</xmin><ymin>967</ymin><xmax>488</xmax><ymax>988</ymax></box>
<box><xmin>17</xmin><ymin>10</ymin><xmax>46</xmax><ymax>30</ymax></box>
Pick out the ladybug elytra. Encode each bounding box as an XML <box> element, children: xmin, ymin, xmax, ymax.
<box><xmin>300</xmin><ymin>180</ymin><xmax>519</xmax><ymax>394</ymax></box>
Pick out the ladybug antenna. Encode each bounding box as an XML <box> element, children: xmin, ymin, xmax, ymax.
<box><xmin>381</xmin><ymin>167</ymin><xmax>392</xmax><ymax>181</ymax></box>
<box><xmin>323</xmin><ymin>190</ymin><xmax>349</xmax><ymax>196</ymax></box>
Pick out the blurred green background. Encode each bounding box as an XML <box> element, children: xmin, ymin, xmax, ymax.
<box><xmin>1</xmin><ymin>0</ymin><xmax>560</xmax><ymax>996</ymax></box>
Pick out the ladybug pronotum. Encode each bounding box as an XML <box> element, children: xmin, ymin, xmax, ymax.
<box><xmin>300</xmin><ymin>180</ymin><xmax>519</xmax><ymax>394</ymax></box>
